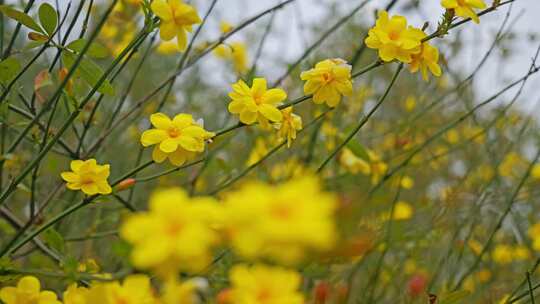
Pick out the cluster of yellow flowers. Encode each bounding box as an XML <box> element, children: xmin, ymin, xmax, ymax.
<box><xmin>34</xmin><ymin>176</ymin><xmax>336</xmax><ymax>303</ymax></box>
<box><xmin>121</xmin><ymin>176</ymin><xmax>336</xmax><ymax>272</ymax></box>
<box><xmin>365</xmin><ymin>11</ymin><xmax>441</xmax><ymax>81</ymax></box>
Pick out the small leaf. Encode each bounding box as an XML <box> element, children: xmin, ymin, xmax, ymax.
<box><xmin>24</xmin><ymin>40</ymin><xmax>47</xmax><ymax>50</ymax></box>
<box><xmin>62</xmin><ymin>51</ymin><xmax>115</xmax><ymax>96</ymax></box>
<box><xmin>346</xmin><ymin>139</ymin><xmax>370</xmax><ymax>161</ymax></box>
<box><xmin>438</xmin><ymin>290</ymin><xmax>471</xmax><ymax>304</ymax></box>
<box><xmin>38</xmin><ymin>3</ymin><xmax>57</xmax><ymax>36</ymax></box>
<box><xmin>43</xmin><ymin>228</ymin><xmax>65</xmax><ymax>253</ymax></box>
<box><xmin>66</xmin><ymin>38</ymin><xmax>108</xmax><ymax>58</ymax></box>
<box><xmin>0</xmin><ymin>57</ymin><xmax>21</xmax><ymax>85</ymax></box>
<box><xmin>27</xmin><ymin>31</ymin><xmax>48</xmax><ymax>41</ymax></box>
<box><xmin>0</xmin><ymin>5</ymin><xmax>43</xmax><ymax>33</ymax></box>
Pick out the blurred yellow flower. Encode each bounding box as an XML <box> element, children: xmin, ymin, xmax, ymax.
<box><xmin>61</xmin><ymin>159</ymin><xmax>112</xmax><ymax>195</ymax></box>
<box><xmin>339</xmin><ymin>148</ymin><xmax>371</xmax><ymax>175</ymax></box>
<box><xmin>401</xmin><ymin>176</ymin><xmax>414</xmax><ymax>189</ymax></box>
<box><xmin>404</xmin><ymin>95</ymin><xmax>416</xmax><ymax>112</ymax></box>
<box><xmin>0</xmin><ymin>276</ymin><xmax>61</xmax><ymax>304</ymax></box>
<box><xmin>246</xmin><ymin>138</ymin><xmax>269</xmax><ymax>166</ymax></box>
<box><xmin>220</xmin><ymin>21</ymin><xmax>233</xmax><ymax>34</ymax></box>
<box><xmin>140</xmin><ymin>113</ymin><xmax>214</xmax><ymax>166</ymax></box>
<box><xmin>151</xmin><ymin>0</ymin><xmax>202</xmax><ymax>51</ymax></box>
<box><xmin>214</xmin><ymin>42</ymin><xmax>249</xmax><ymax>74</ymax></box>
<box><xmin>160</xmin><ymin>278</ymin><xmax>200</xmax><ymax>304</ymax></box>
<box><xmin>63</xmin><ymin>284</ymin><xmax>90</xmax><ymax>304</ymax></box>
<box><xmin>300</xmin><ymin>58</ymin><xmax>352</xmax><ymax>107</ymax></box>
<box><xmin>120</xmin><ymin>188</ymin><xmax>221</xmax><ymax>274</ymax></box>
<box><xmin>223</xmin><ymin>176</ymin><xmax>337</xmax><ymax>264</ymax></box>
<box><xmin>492</xmin><ymin>244</ymin><xmax>513</xmax><ymax>264</ymax></box>
<box><xmin>409</xmin><ymin>42</ymin><xmax>442</xmax><ymax>81</ymax></box>
<box><xmin>528</xmin><ymin>223</ymin><xmax>540</xmax><ymax>251</ymax></box>
<box><xmin>393</xmin><ymin>201</ymin><xmax>413</xmax><ymax>220</ymax></box>
<box><xmin>228</xmin><ymin>78</ymin><xmax>286</xmax><ymax>127</ymax></box>
<box><xmin>87</xmin><ymin>275</ymin><xmax>157</xmax><ymax>304</ymax></box>
<box><xmin>274</xmin><ymin>107</ymin><xmax>302</xmax><ymax>148</ymax></box>
<box><xmin>365</xmin><ymin>11</ymin><xmax>424</xmax><ymax>63</ymax></box>
<box><xmin>228</xmin><ymin>264</ymin><xmax>304</xmax><ymax>304</ymax></box>
<box><xmin>513</xmin><ymin>245</ymin><xmax>531</xmax><ymax>260</ymax></box>
<box><xmin>441</xmin><ymin>0</ymin><xmax>487</xmax><ymax>23</ymax></box>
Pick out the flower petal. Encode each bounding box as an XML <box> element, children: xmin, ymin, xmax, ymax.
<box><xmin>151</xmin><ymin>0</ymin><xmax>173</xmax><ymax>21</ymax></box>
<box><xmin>259</xmin><ymin>104</ymin><xmax>283</xmax><ymax>122</ymax></box>
<box><xmin>150</xmin><ymin>113</ymin><xmax>173</xmax><ymax>129</ymax></box>
<box><xmin>141</xmin><ymin>129</ymin><xmax>168</xmax><ymax>147</ymax></box>
<box><xmin>160</xmin><ymin>138</ymin><xmax>179</xmax><ymax>153</ymax></box>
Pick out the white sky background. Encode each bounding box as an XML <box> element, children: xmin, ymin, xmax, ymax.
<box><xmin>201</xmin><ymin>0</ymin><xmax>540</xmax><ymax>110</ymax></box>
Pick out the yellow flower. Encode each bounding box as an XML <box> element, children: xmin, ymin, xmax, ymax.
<box><xmin>220</xmin><ymin>21</ymin><xmax>233</xmax><ymax>34</ymax></box>
<box><xmin>409</xmin><ymin>42</ymin><xmax>442</xmax><ymax>81</ymax></box>
<box><xmin>339</xmin><ymin>148</ymin><xmax>371</xmax><ymax>175</ymax></box>
<box><xmin>214</xmin><ymin>42</ymin><xmax>249</xmax><ymax>74</ymax></box>
<box><xmin>61</xmin><ymin>159</ymin><xmax>112</xmax><ymax>195</ymax></box>
<box><xmin>140</xmin><ymin>113</ymin><xmax>214</xmax><ymax>167</ymax></box>
<box><xmin>228</xmin><ymin>264</ymin><xmax>304</xmax><ymax>304</ymax></box>
<box><xmin>401</xmin><ymin>176</ymin><xmax>414</xmax><ymax>189</ymax></box>
<box><xmin>63</xmin><ymin>284</ymin><xmax>90</xmax><ymax>304</ymax></box>
<box><xmin>120</xmin><ymin>188</ymin><xmax>221</xmax><ymax>274</ymax></box>
<box><xmin>223</xmin><ymin>176</ymin><xmax>337</xmax><ymax>264</ymax></box>
<box><xmin>300</xmin><ymin>58</ymin><xmax>353</xmax><ymax>107</ymax></box>
<box><xmin>151</xmin><ymin>0</ymin><xmax>202</xmax><ymax>51</ymax></box>
<box><xmin>87</xmin><ymin>275</ymin><xmax>157</xmax><ymax>304</ymax></box>
<box><xmin>274</xmin><ymin>107</ymin><xmax>302</xmax><ymax>148</ymax></box>
<box><xmin>492</xmin><ymin>244</ymin><xmax>513</xmax><ymax>264</ymax></box>
<box><xmin>246</xmin><ymin>138</ymin><xmax>269</xmax><ymax>167</ymax></box>
<box><xmin>228</xmin><ymin>78</ymin><xmax>286</xmax><ymax>127</ymax></box>
<box><xmin>441</xmin><ymin>0</ymin><xmax>487</xmax><ymax>23</ymax></box>
<box><xmin>0</xmin><ymin>276</ymin><xmax>61</xmax><ymax>304</ymax></box>
<box><xmin>160</xmin><ymin>278</ymin><xmax>201</xmax><ymax>304</ymax></box>
<box><xmin>393</xmin><ymin>201</ymin><xmax>413</xmax><ymax>220</ymax></box>
<box><xmin>513</xmin><ymin>245</ymin><xmax>531</xmax><ymax>260</ymax></box>
<box><xmin>365</xmin><ymin>11</ymin><xmax>424</xmax><ymax>63</ymax></box>
<box><xmin>404</xmin><ymin>95</ymin><xmax>416</xmax><ymax>112</ymax></box>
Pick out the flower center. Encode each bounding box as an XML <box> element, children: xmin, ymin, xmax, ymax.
<box><xmin>271</xmin><ymin>205</ymin><xmax>292</xmax><ymax>220</ymax></box>
<box><xmin>388</xmin><ymin>31</ymin><xmax>400</xmax><ymax>41</ymax></box>
<box><xmin>257</xmin><ymin>289</ymin><xmax>272</xmax><ymax>302</ymax></box>
<box><xmin>168</xmin><ymin>127</ymin><xmax>181</xmax><ymax>138</ymax></box>
<box><xmin>80</xmin><ymin>176</ymin><xmax>94</xmax><ymax>185</ymax></box>
<box><xmin>322</xmin><ymin>72</ymin><xmax>334</xmax><ymax>84</ymax></box>
<box><xmin>166</xmin><ymin>222</ymin><xmax>184</xmax><ymax>236</ymax></box>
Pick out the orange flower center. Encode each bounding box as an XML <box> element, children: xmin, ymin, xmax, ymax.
<box><xmin>166</xmin><ymin>222</ymin><xmax>184</xmax><ymax>236</ymax></box>
<box><xmin>80</xmin><ymin>176</ymin><xmax>95</xmax><ymax>185</ymax></box>
<box><xmin>388</xmin><ymin>31</ymin><xmax>400</xmax><ymax>41</ymax></box>
<box><xmin>253</xmin><ymin>95</ymin><xmax>264</xmax><ymax>105</ymax></box>
<box><xmin>257</xmin><ymin>289</ymin><xmax>272</xmax><ymax>301</ymax></box>
<box><xmin>168</xmin><ymin>127</ymin><xmax>181</xmax><ymax>138</ymax></box>
<box><xmin>322</xmin><ymin>72</ymin><xmax>334</xmax><ymax>84</ymax></box>
<box><xmin>272</xmin><ymin>205</ymin><xmax>292</xmax><ymax>220</ymax></box>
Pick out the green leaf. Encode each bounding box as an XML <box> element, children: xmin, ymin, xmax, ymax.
<box><xmin>346</xmin><ymin>139</ymin><xmax>370</xmax><ymax>161</ymax></box>
<box><xmin>38</xmin><ymin>3</ymin><xmax>57</xmax><ymax>36</ymax></box>
<box><xmin>24</xmin><ymin>40</ymin><xmax>47</xmax><ymax>50</ymax></box>
<box><xmin>66</xmin><ymin>38</ymin><xmax>108</xmax><ymax>58</ymax></box>
<box><xmin>62</xmin><ymin>52</ymin><xmax>115</xmax><ymax>96</ymax></box>
<box><xmin>0</xmin><ymin>5</ymin><xmax>43</xmax><ymax>33</ymax></box>
<box><xmin>43</xmin><ymin>228</ymin><xmax>65</xmax><ymax>253</ymax></box>
<box><xmin>439</xmin><ymin>290</ymin><xmax>471</xmax><ymax>304</ymax></box>
<box><xmin>0</xmin><ymin>57</ymin><xmax>21</xmax><ymax>85</ymax></box>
